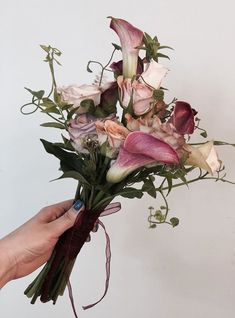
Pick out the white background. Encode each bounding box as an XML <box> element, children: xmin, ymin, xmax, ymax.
<box><xmin>1</xmin><ymin>0</ymin><xmax>235</xmax><ymax>317</ymax></box>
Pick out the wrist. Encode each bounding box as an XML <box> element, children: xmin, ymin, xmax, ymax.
<box><xmin>0</xmin><ymin>237</ymin><xmax>17</xmax><ymax>288</ymax></box>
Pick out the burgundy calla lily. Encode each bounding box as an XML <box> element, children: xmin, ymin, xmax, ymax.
<box><xmin>110</xmin><ymin>17</ymin><xmax>143</xmax><ymax>78</ymax></box>
<box><xmin>106</xmin><ymin>131</ymin><xmax>179</xmax><ymax>183</ymax></box>
<box><xmin>169</xmin><ymin>101</ymin><xmax>197</xmax><ymax>135</ymax></box>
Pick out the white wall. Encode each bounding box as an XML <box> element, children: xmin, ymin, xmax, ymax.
<box><xmin>1</xmin><ymin>0</ymin><xmax>235</xmax><ymax>317</ymax></box>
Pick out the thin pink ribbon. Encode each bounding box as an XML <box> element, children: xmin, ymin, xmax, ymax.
<box><xmin>67</xmin><ymin>202</ymin><xmax>121</xmax><ymax>316</ymax></box>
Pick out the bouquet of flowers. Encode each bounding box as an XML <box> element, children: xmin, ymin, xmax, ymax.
<box><xmin>21</xmin><ymin>17</ymin><xmax>234</xmax><ymax>313</ymax></box>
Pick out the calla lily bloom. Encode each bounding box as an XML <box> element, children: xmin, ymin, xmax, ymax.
<box><xmin>169</xmin><ymin>101</ymin><xmax>197</xmax><ymax>135</ymax></box>
<box><xmin>110</xmin><ymin>17</ymin><xmax>143</xmax><ymax>78</ymax></box>
<box><xmin>106</xmin><ymin>131</ymin><xmax>179</xmax><ymax>183</ymax></box>
<box><xmin>185</xmin><ymin>141</ymin><xmax>220</xmax><ymax>174</ymax></box>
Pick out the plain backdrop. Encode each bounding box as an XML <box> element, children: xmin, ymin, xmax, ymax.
<box><xmin>0</xmin><ymin>0</ymin><xmax>235</xmax><ymax>317</ymax></box>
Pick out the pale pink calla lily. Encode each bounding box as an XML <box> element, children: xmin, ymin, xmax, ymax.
<box><xmin>106</xmin><ymin>131</ymin><xmax>179</xmax><ymax>183</ymax></box>
<box><xmin>110</xmin><ymin>17</ymin><xmax>143</xmax><ymax>78</ymax></box>
<box><xmin>185</xmin><ymin>141</ymin><xmax>220</xmax><ymax>174</ymax></box>
<box><xmin>140</xmin><ymin>60</ymin><xmax>168</xmax><ymax>89</ymax></box>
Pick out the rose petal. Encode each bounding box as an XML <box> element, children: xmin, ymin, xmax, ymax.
<box><xmin>141</xmin><ymin>60</ymin><xmax>168</xmax><ymax>89</ymax></box>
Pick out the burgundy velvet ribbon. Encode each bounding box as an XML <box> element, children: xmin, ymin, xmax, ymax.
<box><xmin>67</xmin><ymin>202</ymin><xmax>121</xmax><ymax>317</ymax></box>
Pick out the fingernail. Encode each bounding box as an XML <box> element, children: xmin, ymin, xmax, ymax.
<box><xmin>73</xmin><ymin>200</ymin><xmax>83</xmax><ymax>211</ymax></box>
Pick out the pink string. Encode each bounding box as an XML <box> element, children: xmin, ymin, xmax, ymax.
<box><xmin>82</xmin><ymin>219</ymin><xmax>111</xmax><ymax>310</ymax></box>
<box><xmin>67</xmin><ymin>280</ymin><xmax>79</xmax><ymax>318</ymax></box>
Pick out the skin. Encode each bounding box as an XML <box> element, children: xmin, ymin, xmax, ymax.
<box><xmin>0</xmin><ymin>199</ymin><xmax>83</xmax><ymax>288</ymax></box>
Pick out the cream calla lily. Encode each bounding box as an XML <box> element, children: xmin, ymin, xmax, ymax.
<box><xmin>185</xmin><ymin>141</ymin><xmax>220</xmax><ymax>174</ymax></box>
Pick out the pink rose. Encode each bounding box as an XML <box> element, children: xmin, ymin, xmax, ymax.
<box><xmin>96</xmin><ymin>120</ymin><xmax>129</xmax><ymax>155</ymax></box>
<box><xmin>57</xmin><ymin>84</ymin><xmax>101</xmax><ymax>109</ymax></box>
<box><xmin>117</xmin><ymin>60</ymin><xmax>168</xmax><ymax>116</ymax></box>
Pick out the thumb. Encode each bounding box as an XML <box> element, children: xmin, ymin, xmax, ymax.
<box><xmin>49</xmin><ymin>200</ymin><xmax>84</xmax><ymax>237</ymax></box>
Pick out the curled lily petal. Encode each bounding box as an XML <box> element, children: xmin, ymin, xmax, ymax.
<box><xmin>185</xmin><ymin>141</ymin><xmax>220</xmax><ymax>174</ymax></box>
<box><xmin>169</xmin><ymin>101</ymin><xmax>197</xmax><ymax>135</ymax></box>
<box><xmin>106</xmin><ymin>146</ymin><xmax>155</xmax><ymax>183</ymax></box>
<box><xmin>141</xmin><ymin>60</ymin><xmax>168</xmax><ymax>89</ymax></box>
<box><xmin>124</xmin><ymin>131</ymin><xmax>179</xmax><ymax>164</ymax></box>
<box><xmin>107</xmin><ymin>131</ymin><xmax>179</xmax><ymax>183</ymax></box>
<box><xmin>110</xmin><ymin>17</ymin><xmax>143</xmax><ymax>78</ymax></box>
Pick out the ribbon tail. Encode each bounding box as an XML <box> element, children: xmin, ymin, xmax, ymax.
<box><xmin>82</xmin><ymin>219</ymin><xmax>111</xmax><ymax>310</ymax></box>
<box><xmin>100</xmin><ymin>202</ymin><xmax>121</xmax><ymax>217</ymax></box>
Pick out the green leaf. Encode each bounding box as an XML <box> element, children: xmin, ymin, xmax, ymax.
<box><xmin>118</xmin><ymin>187</ymin><xmax>143</xmax><ymax>199</ymax></box>
<box><xmin>60</xmin><ymin>134</ymin><xmax>74</xmax><ymax>151</ymax></box>
<box><xmin>155</xmin><ymin>210</ymin><xmax>164</xmax><ymax>221</ymax></box>
<box><xmin>40</xmin><ymin>45</ymin><xmax>51</xmax><ymax>53</ymax></box>
<box><xmin>214</xmin><ymin>141</ymin><xmax>235</xmax><ymax>147</ymax></box>
<box><xmin>61</xmin><ymin>104</ymin><xmax>72</xmax><ymax>111</ymax></box>
<box><xmin>142</xmin><ymin>178</ymin><xmax>157</xmax><ymax>198</ymax></box>
<box><xmin>158</xmin><ymin>45</ymin><xmax>174</xmax><ymax>50</ymax></box>
<box><xmin>41</xmin><ymin>106</ymin><xmax>60</xmax><ymax>114</ymax></box>
<box><xmin>170</xmin><ymin>217</ymin><xmax>179</xmax><ymax>227</ymax></box>
<box><xmin>165</xmin><ymin>176</ymin><xmax>173</xmax><ymax>195</ymax></box>
<box><xmin>200</xmin><ymin>131</ymin><xmax>207</xmax><ymax>138</ymax></box>
<box><xmin>67</xmin><ymin>106</ymin><xmax>80</xmax><ymax>120</ymax></box>
<box><xmin>153</xmin><ymin>89</ymin><xmax>164</xmax><ymax>101</ymax></box>
<box><xmin>80</xmin><ymin>99</ymin><xmax>96</xmax><ymax>113</ymax></box>
<box><xmin>112</xmin><ymin>43</ymin><xmax>122</xmax><ymax>51</ymax></box>
<box><xmin>54</xmin><ymin>142</ymin><xmax>74</xmax><ymax>151</ymax></box>
<box><xmin>56</xmin><ymin>170</ymin><xmax>90</xmax><ymax>185</ymax></box>
<box><xmin>40</xmin><ymin>122</ymin><xmax>65</xmax><ymax>129</ymax></box>
<box><xmin>144</xmin><ymin>32</ymin><xmax>152</xmax><ymax>42</ymax></box>
<box><xmin>40</xmin><ymin>139</ymin><xmax>89</xmax><ymax>183</ymax></box>
<box><xmin>25</xmin><ymin>87</ymin><xmax>45</xmax><ymax>100</ymax></box>
<box><xmin>156</xmin><ymin>52</ymin><xmax>170</xmax><ymax>60</ymax></box>
<box><xmin>41</xmin><ymin>98</ymin><xmax>56</xmax><ymax>108</ymax></box>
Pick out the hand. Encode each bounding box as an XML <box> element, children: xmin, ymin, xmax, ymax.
<box><xmin>0</xmin><ymin>199</ymin><xmax>84</xmax><ymax>288</ymax></box>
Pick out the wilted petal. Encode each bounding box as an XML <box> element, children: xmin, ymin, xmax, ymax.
<box><xmin>185</xmin><ymin>141</ymin><xmax>220</xmax><ymax>174</ymax></box>
<box><xmin>107</xmin><ymin>131</ymin><xmax>179</xmax><ymax>183</ymax></box>
<box><xmin>141</xmin><ymin>60</ymin><xmax>168</xmax><ymax>89</ymax></box>
<box><xmin>169</xmin><ymin>101</ymin><xmax>197</xmax><ymax>135</ymax></box>
<box><xmin>110</xmin><ymin>17</ymin><xmax>143</xmax><ymax>78</ymax></box>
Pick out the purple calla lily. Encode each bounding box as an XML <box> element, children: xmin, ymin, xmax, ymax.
<box><xmin>169</xmin><ymin>101</ymin><xmax>197</xmax><ymax>135</ymax></box>
<box><xmin>106</xmin><ymin>131</ymin><xmax>179</xmax><ymax>183</ymax></box>
<box><xmin>110</xmin><ymin>17</ymin><xmax>143</xmax><ymax>78</ymax></box>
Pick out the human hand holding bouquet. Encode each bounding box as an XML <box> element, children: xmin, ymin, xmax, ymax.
<box><xmin>21</xmin><ymin>17</ymin><xmax>234</xmax><ymax>312</ymax></box>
